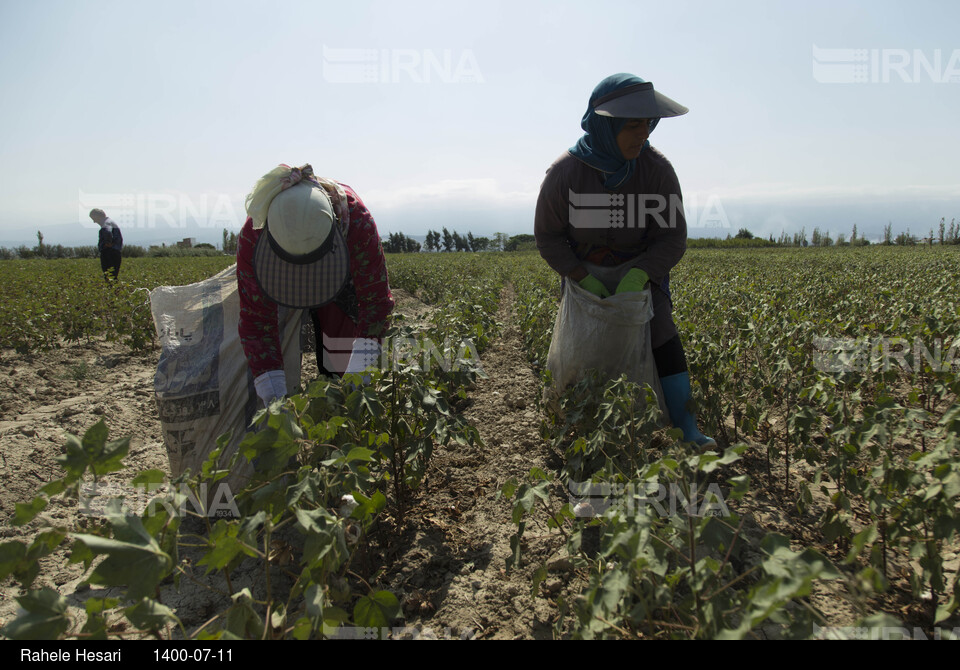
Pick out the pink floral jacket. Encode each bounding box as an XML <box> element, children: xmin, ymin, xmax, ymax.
<box><xmin>236</xmin><ymin>184</ymin><xmax>394</xmax><ymax>378</ymax></box>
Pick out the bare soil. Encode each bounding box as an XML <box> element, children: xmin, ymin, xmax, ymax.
<box><xmin>1</xmin><ymin>287</ymin><xmax>956</xmax><ymax>639</ymax></box>
<box><xmin>0</xmin><ymin>287</ymin><xmax>571</xmax><ymax>639</ymax></box>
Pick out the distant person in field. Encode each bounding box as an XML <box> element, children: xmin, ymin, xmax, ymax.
<box><xmin>89</xmin><ymin>208</ymin><xmax>123</xmax><ymax>281</ymax></box>
<box><xmin>534</xmin><ymin>73</ymin><xmax>716</xmax><ymax>450</ymax></box>
<box><xmin>237</xmin><ymin>164</ymin><xmax>394</xmax><ymax>406</ymax></box>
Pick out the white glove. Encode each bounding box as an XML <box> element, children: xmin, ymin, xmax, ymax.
<box><xmin>254</xmin><ymin>369</ymin><xmax>287</xmax><ymax>405</ymax></box>
<box><xmin>344</xmin><ymin>338</ymin><xmax>381</xmax><ymax>381</ymax></box>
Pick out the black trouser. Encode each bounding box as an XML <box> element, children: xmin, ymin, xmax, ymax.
<box><xmin>652</xmin><ymin>334</ymin><xmax>688</xmax><ymax>377</ymax></box>
<box><xmin>647</xmin><ymin>281</ymin><xmax>686</xmax><ymax>377</ymax></box>
<box><xmin>100</xmin><ymin>249</ymin><xmax>121</xmax><ymax>280</ymax></box>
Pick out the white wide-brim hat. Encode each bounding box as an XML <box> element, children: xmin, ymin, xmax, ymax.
<box><xmin>253</xmin><ymin>182</ymin><xmax>351</xmax><ymax>309</ymax></box>
<box><xmin>592</xmin><ymin>81</ymin><xmax>688</xmax><ymax>119</ymax></box>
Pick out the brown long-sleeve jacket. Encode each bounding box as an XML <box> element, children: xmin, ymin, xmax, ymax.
<box><xmin>534</xmin><ymin>147</ymin><xmax>687</xmax><ymax>285</ymax></box>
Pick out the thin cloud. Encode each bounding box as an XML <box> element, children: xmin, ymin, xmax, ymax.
<box><xmin>364</xmin><ymin>179</ymin><xmax>538</xmax><ymax>210</ymax></box>
<box><xmin>688</xmin><ymin>183</ymin><xmax>960</xmax><ymax>203</ymax></box>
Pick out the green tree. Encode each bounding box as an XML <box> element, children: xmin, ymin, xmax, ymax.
<box><xmin>383</xmin><ymin>232</ymin><xmax>422</xmax><ymax>253</ymax></box>
<box><xmin>895</xmin><ymin>230</ymin><xmax>917</xmax><ymax>246</ymax></box>
<box><xmin>382</xmin><ymin>232</ymin><xmax>400</xmax><ymax>253</ymax></box>
<box><xmin>221</xmin><ymin>228</ymin><xmax>238</xmax><ymax>253</ymax></box>
<box><xmin>504</xmin><ymin>234</ymin><xmax>536</xmax><ymax>252</ymax></box>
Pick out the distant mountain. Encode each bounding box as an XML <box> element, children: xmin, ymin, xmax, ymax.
<box><xmin>0</xmin><ymin>222</ymin><xmax>235</xmax><ymax>250</ymax></box>
<box><xmin>2</xmin><ymin>196</ymin><xmax>957</xmax><ymax>249</ymax></box>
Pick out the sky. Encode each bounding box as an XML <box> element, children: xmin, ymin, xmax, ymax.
<box><xmin>1</xmin><ymin>0</ymin><xmax>959</xmax><ymax>247</ymax></box>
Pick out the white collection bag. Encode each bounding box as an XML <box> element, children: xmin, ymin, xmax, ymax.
<box><xmin>150</xmin><ymin>264</ymin><xmax>303</xmax><ymax>503</ymax></box>
<box><xmin>544</xmin><ymin>261</ymin><xmax>665</xmax><ymax>412</ymax></box>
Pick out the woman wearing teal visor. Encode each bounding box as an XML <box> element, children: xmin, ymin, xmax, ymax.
<box><xmin>534</xmin><ymin>73</ymin><xmax>716</xmax><ymax>450</ymax></box>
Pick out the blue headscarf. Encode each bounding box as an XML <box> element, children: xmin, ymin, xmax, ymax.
<box><xmin>569</xmin><ymin>73</ymin><xmax>660</xmax><ymax>191</ymax></box>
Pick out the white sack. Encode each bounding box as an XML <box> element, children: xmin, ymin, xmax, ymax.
<box><xmin>150</xmin><ymin>264</ymin><xmax>303</xmax><ymax>506</ymax></box>
<box><xmin>545</xmin><ymin>261</ymin><xmax>665</xmax><ymax>412</ymax></box>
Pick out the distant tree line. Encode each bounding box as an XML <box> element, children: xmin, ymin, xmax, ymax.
<box><xmin>689</xmin><ymin>219</ymin><xmax>960</xmax><ymax>249</ymax></box>
<box><xmin>0</xmin><ymin>230</ymin><xmax>143</xmax><ymax>260</ymax></box>
<box><xmin>0</xmin><ymin>229</ymin><xmax>238</xmax><ymax>260</ymax></box>
<box><xmin>382</xmin><ymin>232</ymin><xmax>422</xmax><ymax>253</ymax></box>
<box><xmin>381</xmin><ymin>229</ymin><xmax>537</xmax><ymax>253</ymax></box>
<box><xmin>6</xmin><ymin>220</ymin><xmax>959</xmax><ymax>260</ymax></box>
